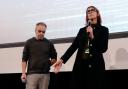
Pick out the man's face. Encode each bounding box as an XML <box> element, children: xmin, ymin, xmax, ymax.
<box><xmin>35</xmin><ymin>25</ymin><xmax>46</xmax><ymax>39</ymax></box>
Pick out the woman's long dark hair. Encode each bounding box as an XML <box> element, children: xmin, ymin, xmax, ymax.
<box><xmin>86</xmin><ymin>6</ymin><xmax>102</xmax><ymax>26</ymax></box>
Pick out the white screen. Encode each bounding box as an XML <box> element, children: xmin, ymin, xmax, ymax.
<box><xmin>0</xmin><ymin>0</ymin><xmax>128</xmax><ymax>44</ymax></box>
<box><xmin>0</xmin><ymin>38</ymin><xmax>128</xmax><ymax>73</ymax></box>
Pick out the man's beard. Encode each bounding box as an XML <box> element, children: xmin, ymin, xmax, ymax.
<box><xmin>38</xmin><ymin>35</ymin><xmax>44</xmax><ymax>39</ymax></box>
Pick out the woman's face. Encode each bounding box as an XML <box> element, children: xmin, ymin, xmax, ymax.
<box><xmin>87</xmin><ymin>7</ymin><xmax>98</xmax><ymax>20</ymax></box>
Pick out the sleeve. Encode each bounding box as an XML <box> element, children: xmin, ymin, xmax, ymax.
<box><xmin>92</xmin><ymin>27</ymin><xmax>109</xmax><ymax>53</ymax></box>
<box><xmin>22</xmin><ymin>40</ymin><xmax>30</xmax><ymax>62</ymax></box>
<box><xmin>61</xmin><ymin>29</ymin><xmax>83</xmax><ymax>63</ymax></box>
<box><xmin>49</xmin><ymin>42</ymin><xmax>57</xmax><ymax>60</ymax></box>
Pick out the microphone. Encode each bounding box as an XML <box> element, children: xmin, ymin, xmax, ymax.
<box><xmin>87</xmin><ymin>19</ymin><xmax>94</xmax><ymax>40</ymax></box>
<box><xmin>87</xmin><ymin>20</ymin><xmax>91</xmax><ymax>39</ymax></box>
<box><xmin>88</xmin><ymin>20</ymin><xmax>91</xmax><ymax>26</ymax></box>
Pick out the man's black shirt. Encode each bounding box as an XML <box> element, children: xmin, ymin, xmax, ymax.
<box><xmin>22</xmin><ymin>37</ymin><xmax>57</xmax><ymax>74</ymax></box>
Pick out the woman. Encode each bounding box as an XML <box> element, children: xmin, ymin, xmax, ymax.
<box><xmin>54</xmin><ymin>6</ymin><xmax>109</xmax><ymax>89</ymax></box>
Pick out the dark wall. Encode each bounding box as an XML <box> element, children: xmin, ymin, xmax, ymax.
<box><xmin>0</xmin><ymin>70</ymin><xmax>128</xmax><ymax>89</ymax></box>
<box><xmin>0</xmin><ymin>73</ymin><xmax>25</xmax><ymax>89</ymax></box>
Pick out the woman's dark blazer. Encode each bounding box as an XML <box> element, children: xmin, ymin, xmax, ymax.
<box><xmin>60</xmin><ymin>24</ymin><xmax>109</xmax><ymax>89</ymax></box>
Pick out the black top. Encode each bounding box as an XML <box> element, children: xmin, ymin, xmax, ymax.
<box><xmin>61</xmin><ymin>24</ymin><xmax>109</xmax><ymax>63</ymax></box>
<box><xmin>22</xmin><ymin>37</ymin><xmax>57</xmax><ymax>74</ymax></box>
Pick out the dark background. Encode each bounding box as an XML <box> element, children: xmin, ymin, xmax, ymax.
<box><xmin>0</xmin><ymin>70</ymin><xmax>128</xmax><ymax>89</ymax></box>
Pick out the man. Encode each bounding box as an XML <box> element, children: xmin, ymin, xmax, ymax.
<box><xmin>21</xmin><ymin>22</ymin><xmax>57</xmax><ymax>89</ymax></box>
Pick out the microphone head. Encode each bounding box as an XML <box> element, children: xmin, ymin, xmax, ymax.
<box><xmin>88</xmin><ymin>20</ymin><xmax>91</xmax><ymax>26</ymax></box>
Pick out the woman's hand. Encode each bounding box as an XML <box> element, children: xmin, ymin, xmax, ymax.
<box><xmin>86</xmin><ymin>26</ymin><xmax>94</xmax><ymax>39</ymax></box>
<box><xmin>53</xmin><ymin>59</ymin><xmax>63</xmax><ymax>74</ymax></box>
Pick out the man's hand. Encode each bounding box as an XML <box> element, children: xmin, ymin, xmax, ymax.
<box><xmin>51</xmin><ymin>59</ymin><xmax>57</xmax><ymax>65</ymax></box>
<box><xmin>21</xmin><ymin>73</ymin><xmax>26</xmax><ymax>83</ymax></box>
